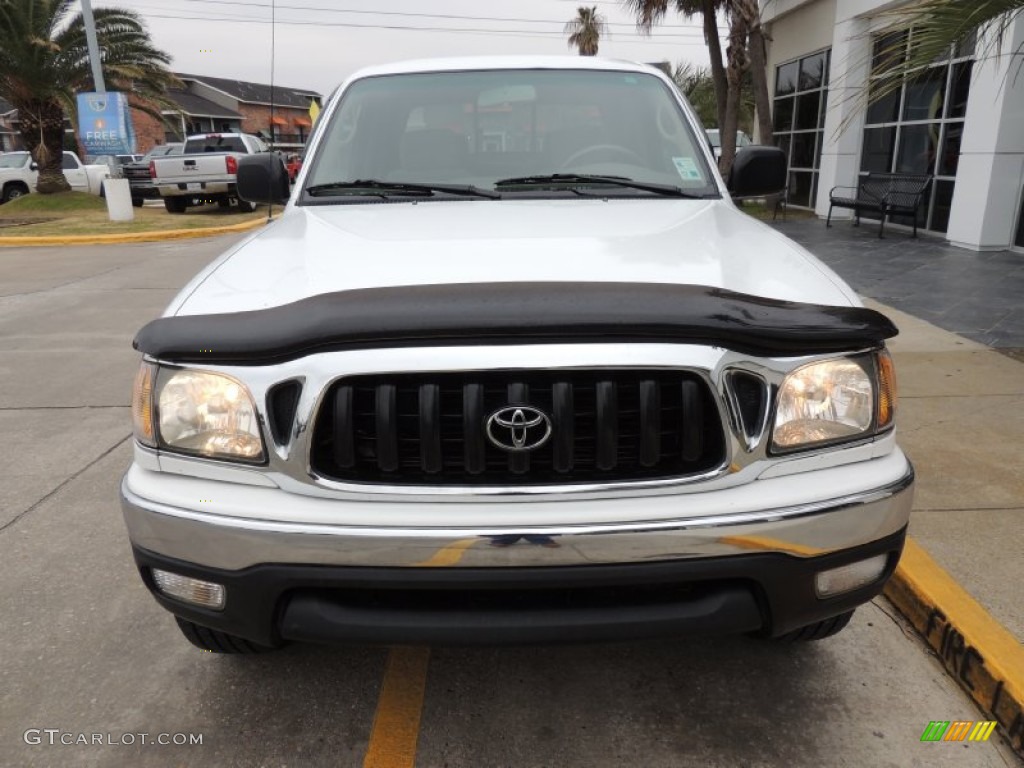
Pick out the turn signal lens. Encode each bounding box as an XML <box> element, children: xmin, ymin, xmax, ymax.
<box><xmin>131</xmin><ymin>362</ymin><xmax>156</xmax><ymax>447</ymax></box>
<box><xmin>815</xmin><ymin>554</ymin><xmax>888</xmax><ymax>597</ymax></box>
<box><xmin>152</xmin><ymin>569</ymin><xmax>226</xmax><ymax>610</ymax></box>
<box><xmin>876</xmin><ymin>349</ymin><xmax>897</xmax><ymax>430</ymax></box>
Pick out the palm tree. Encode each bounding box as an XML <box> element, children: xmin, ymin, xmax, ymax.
<box><xmin>867</xmin><ymin>0</ymin><xmax>1023</xmax><ymax>105</ymax></box>
<box><xmin>727</xmin><ymin>0</ymin><xmax>772</xmax><ymax>149</ymax></box>
<box><xmin>625</xmin><ymin>0</ymin><xmax>770</xmax><ymax>171</ymax></box>
<box><xmin>0</xmin><ymin>0</ymin><xmax>178</xmax><ymax>194</ymax></box>
<box><xmin>672</xmin><ymin>61</ymin><xmax>754</xmax><ymax>132</ymax></box>
<box><xmin>625</xmin><ymin>1</ymin><xmax>728</xmax><ymax>137</ymax></box>
<box><xmin>564</xmin><ymin>6</ymin><xmax>607</xmax><ymax>56</ymax></box>
<box><xmin>672</xmin><ymin>62</ymin><xmax>716</xmax><ymax>125</ymax></box>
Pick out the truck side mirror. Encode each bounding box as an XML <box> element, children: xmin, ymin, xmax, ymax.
<box><xmin>30</xmin><ymin>161</ymin><xmax>39</xmax><ymax>171</ymax></box>
<box><xmin>726</xmin><ymin>146</ymin><xmax>787</xmax><ymax>198</ymax></box>
<box><xmin>237</xmin><ymin>154</ymin><xmax>290</xmax><ymax>205</ymax></box>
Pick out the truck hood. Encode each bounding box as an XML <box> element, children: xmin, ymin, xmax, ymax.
<box><xmin>170</xmin><ymin>199</ymin><xmax>859</xmax><ymax>317</ymax></box>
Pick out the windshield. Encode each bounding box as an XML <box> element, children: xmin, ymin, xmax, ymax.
<box><xmin>304</xmin><ymin>69</ymin><xmax>718</xmax><ymax>198</ymax></box>
<box><xmin>184</xmin><ymin>136</ymin><xmax>246</xmax><ymax>154</ymax></box>
<box><xmin>706</xmin><ymin>130</ymin><xmax>749</xmax><ymax>148</ymax></box>
<box><xmin>0</xmin><ymin>152</ymin><xmax>30</xmax><ymax>169</ymax></box>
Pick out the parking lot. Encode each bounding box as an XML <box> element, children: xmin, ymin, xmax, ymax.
<box><xmin>0</xmin><ymin>235</ymin><xmax>1019</xmax><ymax>767</ymax></box>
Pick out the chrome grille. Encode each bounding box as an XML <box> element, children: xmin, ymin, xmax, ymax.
<box><xmin>309</xmin><ymin>370</ymin><xmax>725</xmax><ymax>486</ymax></box>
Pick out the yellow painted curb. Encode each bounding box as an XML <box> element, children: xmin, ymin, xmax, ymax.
<box><xmin>0</xmin><ymin>215</ymin><xmax>271</xmax><ymax>247</ymax></box>
<box><xmin>884</xmin><ymin>537</ymin><xmax>1024</xmax><ymax>756</ymax></box>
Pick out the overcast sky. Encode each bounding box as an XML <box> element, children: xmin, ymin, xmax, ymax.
<box><xmin>112</xmin><ymin>0</ymin><xmax>716</xmax><ymax>97</ymax></box>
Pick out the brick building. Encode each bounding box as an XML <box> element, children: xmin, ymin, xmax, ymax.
<box><xmin>132</xmin><ymin>74</ymin><xmax>321</xmax><ymax>154</ymax></box>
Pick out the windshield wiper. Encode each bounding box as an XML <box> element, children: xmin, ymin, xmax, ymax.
<box><xmin>305</xmin><ymin>179</ymin><xmax>500</xmax><ymax>199</ymax></box>
<box><xmin>494</xmin><ymin>174</ymin><xmax>706</xmax><ymax>198</ymax></box>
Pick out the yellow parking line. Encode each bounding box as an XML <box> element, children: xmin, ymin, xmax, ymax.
<box><xmin>414</xmin><ymin>538</ymin><xmax>477</xmax><ymax>567</ymax></box>
<box><xmin>718</xmin><ymin>534</ymin><xmax>822</xmax><ymax>556</ymax></box>
<box><xmin>361</xmin><ymin>539</ymin><xmax>471</xmax><ymax>766</ymax></box>
<box><xmin>363</xmin><ymin>646</ymin><xmax>431</xmax><ymax>768</ymax></box>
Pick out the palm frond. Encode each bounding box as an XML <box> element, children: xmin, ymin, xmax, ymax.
<box><xmin>844</xmin><ymin>0</ymin><xmax>1024</xmax><ymax>133</ymax></box>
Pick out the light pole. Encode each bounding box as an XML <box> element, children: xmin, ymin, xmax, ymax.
<box><xmin>81</xmin><ymin>0</ymin><xmax>106</xmax><ymax>93</ymax></box>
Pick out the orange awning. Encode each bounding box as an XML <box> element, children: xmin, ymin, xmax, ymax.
<box><xmin>293</xmin><ymin>116</ymin><xmax>311</xmax><ymax>128</ymax></box>
<box><xmin>270</xmin><ymin>116</ymin><xmax>288</xmax><ymax>126</ymax></box>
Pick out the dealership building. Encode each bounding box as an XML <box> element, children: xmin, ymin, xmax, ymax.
<box><xmin>760</xmin><ymin>0</ymin><xmax>1024</xmax><ymax>251</ymax></box>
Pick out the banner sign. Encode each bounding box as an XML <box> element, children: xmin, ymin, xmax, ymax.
<box><xmin>76</xmin><ymin>91</ymin><xmax>136</xmax><ymax>155</ymax></box>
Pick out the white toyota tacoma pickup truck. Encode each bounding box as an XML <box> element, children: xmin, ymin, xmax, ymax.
<box><xmin>124</xmin><ymin>57</ymin><xmax>913</xmax><ymax>653</ymax></box>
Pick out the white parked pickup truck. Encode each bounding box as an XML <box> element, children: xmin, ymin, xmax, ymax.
<box><xmin>150</xmin><ymin>133</ymin><xmax>269</xmax><ymax>213</ymax></box>
<box><xmin>0</xmin><ymin>151</ymin><xmax>110</xmax><ymax>203</ymax></box>
<box><xmin>124</xmin><ymin>57</ymin><xmax>913</xmax><ymax>653</ymax></box>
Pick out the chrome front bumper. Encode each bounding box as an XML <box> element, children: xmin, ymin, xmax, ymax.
<box><xmin>121</xmin><ymin>459</ymin><xmax>914</xmax><ymax>572</ymax></box>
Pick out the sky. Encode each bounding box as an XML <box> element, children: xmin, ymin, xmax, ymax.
<box><xmin>112</xmin><ymin>0</ymin><xmax>718</xmax><ymax>97</ymax></box>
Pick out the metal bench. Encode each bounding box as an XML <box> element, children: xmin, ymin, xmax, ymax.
<box><xmin>827</xmin><ymin>173</ymin><xmax>932</xmax><ymax>238</ymax></box>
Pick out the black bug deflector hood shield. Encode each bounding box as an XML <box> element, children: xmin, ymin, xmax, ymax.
<box><xmin>133</xmin><ymin>282</ymin><xmax>898</xmax><ymax>365</ymax></box>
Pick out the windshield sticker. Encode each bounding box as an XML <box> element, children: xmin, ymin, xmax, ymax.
<box><xmin>672</xmin><ymin>157</ymin><xmax>703</xmax><ymax>182</ymax></box>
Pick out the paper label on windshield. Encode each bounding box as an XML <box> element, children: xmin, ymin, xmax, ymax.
<box><xmin>672</xmin><ymin>156</ymin><xmax>702</xmax><ymax>181</ymax></box>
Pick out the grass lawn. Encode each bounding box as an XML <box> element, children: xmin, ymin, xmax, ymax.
<box><xmin>0</xmin><ymin>191</ymin><xmax>269</xmax><ymax>237</ymax></box>
<box><xmin>735</xmin><ymin>198</ymin><xmax>817</xmax><ymax>222</ymax></box>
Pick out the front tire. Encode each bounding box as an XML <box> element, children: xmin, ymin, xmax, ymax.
<box><xmin>163</xmin><ymin>197</ymin><xmax>188</xmax><ymax>214</ymax></box>
<box><xmin>2</xmin><ymin>183</ymin><xmax>29</xmax><ymax>204</ymax></box>
<box><xmin>175</xmin><ymin>618</ymin><xmax>280</xmax><ymax>654</ymax></box>
<box><xmin>773</xmin><ymin>610</ymin><xmax>855</xmax><ymax>642</ymax></box>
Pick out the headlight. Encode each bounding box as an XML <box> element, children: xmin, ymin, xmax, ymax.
<box><xmin>772</xmin><ymin>356</ymin><xmax>875</xmax><ymax>451</ymax></box>
<box><xmin>146</xmin><ymin>367</ymin><xmax>264</xmax><ymax>462</ymax></box>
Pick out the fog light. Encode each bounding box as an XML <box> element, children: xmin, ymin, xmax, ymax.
<box><xmin>815</xmin><ymin>554</ymin><xmax>888</xmax><ymax>598</ymax></box>
<box><xmin>152</xmin><ymin>569</ymin><xmax>226</xmax><ymax>610</ymax></box>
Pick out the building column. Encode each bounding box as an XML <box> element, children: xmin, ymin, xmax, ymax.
<box><xmin>946</xmin><ymin>16</ymin><xmax>1024</xmax><ymax>251</ymax></box>
<box><xmin>815</xmin><ymin>15</ymin><xmax>871</xmax><ymax>219</ymax></box>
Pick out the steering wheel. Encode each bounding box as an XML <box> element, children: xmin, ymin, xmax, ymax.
<box><xmin>559</xmin><ymin>144</ymin><xmax>646</xmax><ymax>169</ymax></box>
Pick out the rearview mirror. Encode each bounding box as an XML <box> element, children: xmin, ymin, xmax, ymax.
<box><xmin>30</xmin><ymin>161</ymin><xmax>39</xmax><ymax>171</ymax></box>
<box><xmin>727</xmin><ymin>146</ymin><xmax>787</xmax><ymax>198</ymax></box>
<box><xmin>237</xmin><ymin>154</ymin><xmax>290</xmax><ymax>205</ymax></box>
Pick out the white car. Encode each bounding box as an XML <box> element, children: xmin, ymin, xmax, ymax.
<box><xmin>0</xmin><ymin>151</ymin><xmax>110</xmax><ymax>203</ymax></box>
<box><xmin>123</xmin><ymin>57</ymin><xmax>912</xmax><ymax>653</ymax></box>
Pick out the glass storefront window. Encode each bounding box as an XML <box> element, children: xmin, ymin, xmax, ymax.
<box><xmin>948</xmin><ymin>62</ymin><xmax>972</xmax><ymax>118</ymax></box>
<box><xmin>791</xmin><ymin>132</ymin><xmax>817</xmax><ymax>169</ymax></box>
<box><xmin>902</xmin><ymin>67</ymin><xmax>946</xmax><ymax>122</ymax></box>
<box><xmin>860</xmin><ymin>127</ymin><xmax>897</xmax><ymax>174</ymax></box>
<box><xmin>895</xmin><ymin>123</ymin><xmax>939</xmax><ymax>175</ymax></box>
<box><xmin>860</xmin><ymin>33</ymin><xmax>973</xmax><ymax>233</ymax></box>
<box><xmin>773</xmin><ymin>97</ymin><xmax>794</xmax><ymax>133</ymax></box>
<box><xmin>939</xmin><ymin>123</ymin><xmax>963</xmax><ymax>176</ymax></box>
<box><xmin>788</xmin><ymin>171</ymin><xmax>814</xmax><ymax>207</ymax></box>
<box><xmin>798</xmin><ymin>53</ymin><xmax>826</xmax><ymax>91</ymax></box>
<box><xmin>776</xmin><ymin>61</ymin><xmax>798</xmax><ymax>96</ymax></box>
<box><xmin>796</xmin><ymin>91</ymin><xmax>821</xmax><ymax>130</ymax></box>
<box><xmin>773</xmin><ymin>49</ymin><xmax>830</xmax><ymax>208</ymax></box>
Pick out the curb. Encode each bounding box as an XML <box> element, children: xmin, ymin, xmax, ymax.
<box><xmin>884</xmin><ymin>538</ymin><xmax>1024</xmax><ymax>756</ymax></box>
<box><xmin>0</xmin><ymin>215</ymin><xmax>270</xmax><ymax>247</ymax></box>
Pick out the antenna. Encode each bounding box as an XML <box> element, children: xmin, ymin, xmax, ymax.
<box><xmin>267</xmin><ymin>0</ymin><xmax>276</xmax><ymax>222</ymax></box>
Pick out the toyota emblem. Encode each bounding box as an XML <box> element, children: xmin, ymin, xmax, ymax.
<box><xmin>486</xmin><ymin>406</ymin><xmax>552</xmax><ymax>452</ymax></box>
